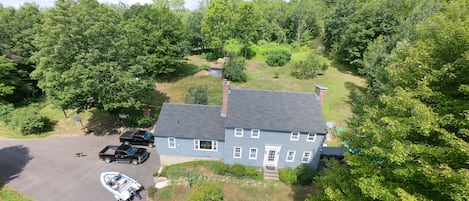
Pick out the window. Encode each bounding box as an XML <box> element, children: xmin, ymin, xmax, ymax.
<box><xmin>286</xmin><ymin>150</ymin><xmax>296</xmax><ymax>162</ymax></box>
<box><xmin>290</xmin><ymin>132</ymin><xmax>300</xmax><ymax>141</ymax></box>
<box><xmin>307</xmin><ymin>133</ymin><xmax>316</xmax><ymax>142</ymax></box>
<box><xmin>301</xmin><ymin>151</ymin><xmax>312</xmax><ymax>163</ymax></box>
<box><xmin>194</xmin><ymin>139</ymin><xmax>218</xmax><ymax>151</ymax></box>
<box><xmin>233</xmin><ymin>147</ymin><xmax>242</xmax><ymax>158</ymax></box>
<box><xmin>249</xmin><ymin>148</ymin><xmax>258</xmax><ymax>160</ymax></box>
<box><xmin>168</xmin><ymin>137</ymin><xmax>176</xmax><ymax>148</ymax></box>
<box><xmin>251</xmin><ymin>129</ymin><xmax>260</xmax><ymax>138</ymax></box>
<box><xmin>234</xmin><ymin>128</ymin><xmax>243</xmax><ymax>137</ymax></box>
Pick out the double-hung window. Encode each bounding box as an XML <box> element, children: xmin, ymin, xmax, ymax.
<box><xmin>290</xmin><ymin>132</ymin><xmax>300</xmax><ymax>141</ymax></box>
<box><xmin>301</xmin><ymin>151</ymin><xmax>312</xmax><ymax>163</ymax></box>
<box><xmin>194</xmin><ymin>139</ymin><xmax>218</xmax><ymax>151</ymax></box>
<box><xmin>307</xmin><ymin>133</ymin><xmax>316</xmax><ymax>142</ymax></box>
<box><xmin>286</xmin><ymin>150</ymin><xmax>296</xmax><ymax>162</ymax></box>
<box><xmin>233</xmin><ymin>147</ymin><xmax>242</xmax><ymax>158</ymax></box>
<box><xmin>168</xmin><ymin>137</ymin><xmax>176</xmax><ymax>148</ymax></box>
<box><xmin>249</xmin><ymin>148</ymin><xmax>258</xmax><ymax>160</ymax></box>
<box><xmin>234</xmin><ymin>128</ymin><xmax>243</xmax><ymax>137</ymax></box>
<box><xmin>251</xmin><ymin>129</ymin><xmax>260</xmax><ymax>138</ymax></box>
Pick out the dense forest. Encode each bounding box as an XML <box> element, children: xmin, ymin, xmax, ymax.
<box><xmin>0</xmin><ymin>0</ymin><xmax>467</xmax><ymax>200</ymax></box>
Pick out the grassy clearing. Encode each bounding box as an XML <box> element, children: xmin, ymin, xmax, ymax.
<box><xmin>157</xmin><ymin>51</ymin><xmax>366</xmax><ymax>130</ymax></box>
<box><xmin>151</xmin><ymin>161</ymin><xmax>315</xmax><ymax>201</ymax></box>
<box><xmin>0</xmin><ymin>183</ymin><xmax>32</xmax><ymax>201</ymax></box>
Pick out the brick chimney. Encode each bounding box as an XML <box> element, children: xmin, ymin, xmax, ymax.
<box><xmin>221</xmin><ymin>79</ymin><xmax>230</xmax><ymax>117</ymax></box>
<box><xmin>315</xmin><ymin>84</ymin><xmax>327</xmax><ymax>106</ymax></box>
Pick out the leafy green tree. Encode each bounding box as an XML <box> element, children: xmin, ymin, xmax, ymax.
<box><xmin>0</xmin><ymin>56</ymin><xmax>16</xmax><ymax>99</ymax></box>
<box><xmin>221</xmin><ymin>57</ymin><xmax>247</xmax><ymax>82</ymax></box>
<box><xmin>185</xmin><ymin>85</ymin><xmax>208</xmax><ymax>105</ymax></box>
<box><xmin>315</xmin><ymin>1</ymin><xmax>469</xmax><ymax>200</ymax></box>
<box><xmin>201</xmin><ymin>0</ymin><xmax>233</xmax><ymax>53</ymax></box>
<box><xmin>32</xmin><ymin>0</ymin><xmax>152</xmax><ymax>113</ymax></box>
<box><xmin>122</xmin><ymin>5</ymin><xmax>185</xmax><ymax>76</ymax></box>
<box><xmin>233</xmin><ymin>2</ymin><xmax>260</xmax><ymax>57</ymax></box>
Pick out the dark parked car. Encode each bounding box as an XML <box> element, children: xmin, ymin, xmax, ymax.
<box><xmin>98</xmin><ymin>144</ymin><xmax>150</xmax><ymax>165</ymax></box>
<box><xmin>120</xmin><ymin>130</ymin><xmax>155</xmax><ymax>147</ymax></box>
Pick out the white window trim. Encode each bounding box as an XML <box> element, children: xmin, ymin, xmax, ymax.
<box><xmin>193</xmin><ymin>139</ymin><xmax>218</xmax><ymax>151</ymax></box>
<box><xmin>251</xmin><ymin>129</ymin><xmax>260</xmax><ymax>138</ymax></box>
<box><xmin>307</xmin><ymin>133</ymin><xmax>316</xmax><ymax>142</ymax></box>
<box><xmin>301</xmin><ymin>151</ymin><xmax>312</xmax><ymax>163</ymax></box>
<box><xmin>233</xmin><ymin>146</ymin><xmax>242</xmax><ymax>158</ymax></box>
<box><xmin>234</xmin><ymin>128</ymin><xmax>243</xmax><ymax>137</ymax></box>
<box><xmin>249</xmin><ymin>147</ymin><xmax>258</xmax><ymax>160</ymax></box>
<box><xmin>286</xmin><ymin>150</ymin><xmax>296</xmax><ymax>162</ymax></box>
<box><xmin>290</xmin><ymin>132</ymin><xmax>300</xmax><ymax>141</ymax></box>
<box><xmin>168</xmin><ymin>137</ymin><xmax>176</xmax><ymax>148</ymax></box>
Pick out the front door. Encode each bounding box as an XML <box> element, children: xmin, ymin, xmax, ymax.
<box><xmin>263</xmin><ymin>145</ymin><xmax>281</xmax><ymax>168</ymax></box>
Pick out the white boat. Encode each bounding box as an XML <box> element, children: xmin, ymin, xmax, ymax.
<box><xmin>100</xmin><ymin>172</ymin><xmax>143</xmax><ymax>201</ymax></box>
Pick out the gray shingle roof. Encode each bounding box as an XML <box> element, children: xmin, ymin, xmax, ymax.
<box><xmin>153</xmin><ymin>103</ymin><xmax>225</xmax><ymax>140</ymax></box>
<box><xmin>225</xmin><ymin>89</ymin><xmax>327</xmax><ymax>134</ymax></box>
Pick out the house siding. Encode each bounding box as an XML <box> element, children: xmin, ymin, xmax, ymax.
<box><xmin>155</xmin><ymin>136</ymin><xmax>224</xmax><ymax>158</ymax></box>
<box><xmin>223</xmin><ymin>128</ymin><xmax>326</xmax><ymax>169</ymax></box>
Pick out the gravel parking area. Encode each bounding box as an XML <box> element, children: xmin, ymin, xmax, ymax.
<box><xmin>0</xmin><ymin>135</ymin><xmax>160</xmax><ymax>201</ymax></box>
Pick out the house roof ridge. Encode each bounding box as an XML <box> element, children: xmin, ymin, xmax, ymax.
<box><xmin>163</xmin><ymin>102</ymin><xmax>222</xmax><ymax>108</ymax></box>
<box><xmin>230</xmin><ymin>88</ymin><xmax>315</xmax><ymax>95</ymax></box>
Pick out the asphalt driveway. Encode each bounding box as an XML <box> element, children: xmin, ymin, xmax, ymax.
<box><xmin>0</xmin><ymin>135</ymin><xmax>160</xmax><ymax>201</ymax></box>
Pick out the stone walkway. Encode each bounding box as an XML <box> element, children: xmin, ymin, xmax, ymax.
<box><xmin>168</xmin><ymin>174</ymin><xmax>279</xmax><ymax>188</ymax></box>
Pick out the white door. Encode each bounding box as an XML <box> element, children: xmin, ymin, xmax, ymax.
<box><xmin>263</xmin><ymin>146</ymin><xmax>281</xmax><ymax>167</ymax></box>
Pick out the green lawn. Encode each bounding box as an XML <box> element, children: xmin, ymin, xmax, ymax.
<box><xmin>0</xmin><ymin>183</ymin><xmax>32</xmax><ymax>201</ymax></box>
<box><xmin>157</xmin><ymin>51</ymin><xmax>366</xmax><ymax>134</ymax></box>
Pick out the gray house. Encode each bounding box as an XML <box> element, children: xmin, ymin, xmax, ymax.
<box><xmin>153</xmin><ymin>81</ymin><xmax>328</xmax><ymax>171</ymax></box>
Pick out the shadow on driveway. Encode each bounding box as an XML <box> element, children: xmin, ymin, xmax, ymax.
<box><xmin>0</xmin><ymin>145</ymin><xmax>33</xmax><ymax>189</ymax></box>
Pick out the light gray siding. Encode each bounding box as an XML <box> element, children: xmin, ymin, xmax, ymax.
<box><xmin>223</xmin><ymin>128</ymin><xmax>325</xmax><ymax>169</ymax></box>
<box><xmin>155</xmin><ymin>136</ymin><xmax>224</xmax><ymax>158</ymax></box>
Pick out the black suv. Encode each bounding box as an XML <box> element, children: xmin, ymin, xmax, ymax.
<box><xmin>119</xmin><ymin>130</ymin><xmax>155</xmax><ymax>147</ymax></box>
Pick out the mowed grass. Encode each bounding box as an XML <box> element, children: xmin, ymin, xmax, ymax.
<box><xmin>0</xmin><ymin>183</ymin><xmax>32</xmax><ymax>201</ymax></box>
<box><xmin>154</xmin><ymin>182</ymin><xmax>314</xmax><ymax>201</ymax></box>
<box><xmin>157</xmin><ymin>52</ymin><xmax>366</xmax><ymax>130</ymax></box>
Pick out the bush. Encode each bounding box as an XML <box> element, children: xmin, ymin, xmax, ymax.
<box><xmin>189</xmin><ymin>181</ymin><xmax>223</xmax><ymax>201</ymax></box>
<box><xmin>199</xmin><ymin>64</ymin><xmax>210</xmax><ymax>71</ymax></box>
<box><xmin>0</xmin><ymin>103</ymin><xmax>15</xmax><ymax>123</ymax></box>
<box><xmin>265</xmin><ymin>49</ymin><xmax>291</xmax><ymax>66</ymax></box>
<box><xmin>295</xmin><ymin>164</ymin><xmax>316</xmax><ymax>185</ymax></box>
<box><xmin>8</xmin><ymin>107</ymin><xmax>52</xmax><ymax>135</ymax></box>
<box><xmin>213</xmin><ymin>162</ymin><xmax>229</xmax><ymax>175</ymax></box>
<box><xmin>185</xmin><ymin>85</ymin><xmax>208</xmax><ymax>105</ymax></box>
<box><xmin>278</xmin><ymin>165</ymin><xmax>316</xmax><ymax>185</ymax></box>
<box><xmin>279</xmin><ymin>167</ymin><xmax>297</xmax><ymax>184</ymax></box>
<box><xmin>229</xmin><ymin>163</ymin><xmax>246</xmax><ymax>177</ymax></box>
<box><xmin>221</xmin><ymin>58</ymin><xmax>247</xmax><ymax>82</ymax></box>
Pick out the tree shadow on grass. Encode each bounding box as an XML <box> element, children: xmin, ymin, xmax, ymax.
<box><xmin>86</xmin><ymin>89</ymin><xmax>169</xmax><ymax>136</ymax></box>
<box><xmin>291</xmin><ymin>184</ymin><xmax>317</xmax><ymax>201</ymax></box>
<box><xmin>155</xmin><ymin>63</ymin><xmax>200</xmax><ymax>83</ymax></box>
<box><xmin>345</xmin><ymin>81</ymin><xmax>367</xmax><ymax>104</ymax></box>
<box><xmin>331</xmin><ymin>60</ymin><xmax>361</xmax><ymax>77</ymax></box>
<box><xmin>0</xmin><ymin>145</ymin><xmax>32</xmax><ymax>190</ymax></box>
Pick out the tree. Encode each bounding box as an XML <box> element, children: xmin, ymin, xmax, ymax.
<box><xmin>315</xmin><ymin>1</ymin><xmax>469</xmax><ymax>200</ymax></box>
<box><xmin>32</xmin><ymin>0</ymin><xmax>153</xmax><ymax>113</ymax></box>
<box><xmin>233</xmin><ymin>2</ymin><xmax>259</xmax><ymax>57</ymax></box>
<box><xmin>201</xmin><ymin>0</ymin><xmax>233</xmax><ymax>53</ymax></box>
<box><xmin>0</xmin><ymin>56</ymin><xmax>16</xmax><ymax>99</ymax></box>
<box><xmin>122</xmin><ymin>5</ymin><xmax>185</xmax><ymax>76</ymax></box>
<box><xmin>265</xmin><ymin>49</ymin><xmax>291</xmax><ymax>66</ymax></box>
<box><xmin>221</xmin><ymin>57</ymin><xmax>247</xmax><ymax>82</ymax></box>
<box><xmin>184</xmin><ymin>85</ymin><xmax>208</xmax><ymax>105</ymax></box>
